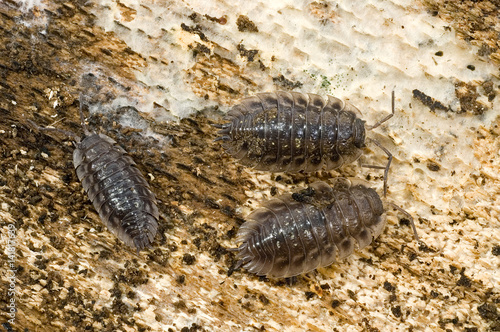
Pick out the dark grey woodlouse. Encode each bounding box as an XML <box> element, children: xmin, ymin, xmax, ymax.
<box><xmin>215</xmin><ymin>91</ymin><xmax>395</xmax><ymax>195</ymax></box>
<box><xmin>233</xmin><ymin>178</ymin><xmax>419</xmax><ymax>278</ymax></box>
<box><xmin>28</xmin><ymin>100</ymin><xmax>159</xmax><ymax>251</ymax></box>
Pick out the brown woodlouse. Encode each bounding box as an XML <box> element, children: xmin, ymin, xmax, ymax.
<box><xmin>232</xmin><ymin>178</ymin><xmax>419</xmax><ymax>278</ymax></box>
<box><xmin>28</xmin><ymin>98</ymin><xmax>159</xmax><ymax>251</ymax></box>
<box><xmin>215</xmin><ymin>91</ymin><xmax>395</xmax><ymax>195</ymax></box>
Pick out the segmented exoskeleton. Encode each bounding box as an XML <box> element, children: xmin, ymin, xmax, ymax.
<box><xmin>215</xmin><ymin>91</ymin><xmax>395</xmax><ymax>195</ymax></box>
<box><xmin>28</xmin><ymin>98</ymin><xmax>159</xmax><ymax>251</ymax></box>
<box><xmin>233</xmin><ymin>178</ymin><xmax>419</xmax><ymax>278</ymax></box>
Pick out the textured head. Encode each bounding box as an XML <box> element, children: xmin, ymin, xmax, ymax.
<box><xmin>73</xmin><ymin>133</ymin><xmax>117</xmax><ymax>170</ymax></box>
<box><xmin>353</xmin><ymin>118</ymin><xmax>367</xmax><ymax>148</ymax></box>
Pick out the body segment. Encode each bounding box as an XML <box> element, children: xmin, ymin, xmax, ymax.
<box><xmin>217</xmin><ymin>91</ymin><xmax>366</xmax><ymax>172</ymax></box>
<box><xmin>73</xmin><ymin>133</ymin><xmax>159</xmax><ymax>250</ymax></box>
<box><xmin>29</xmin><ymin>101</ymin><xmax>159</xmax><ymax>251</ymax></box>
<box><xmin>234</xmin><ymin>178</ymin><xmax>386</xmax><ymax>278</ymax></box>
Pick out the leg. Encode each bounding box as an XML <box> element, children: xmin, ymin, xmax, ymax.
<box><xmin>362</xmin><ymin>138</ymin><xmax>392</xmax><ymax>197</ymax></box>
<box><xmin>227</xmin><ymin>253</ymin><xmax>245</xmax><ymax>277</ymax></box>
<box><xmin>78</xmin><ymin>93</ymin><xmax>91</xmax><ymax>136</ymax></box>
<box><xmin>285</xmin><ymin>275</ymin><xmax>298</xmax><ymax>286</ymax></box>
<box><xmin>27</xmin><ymin>119</ymin><xmax>80</xmax><ymax>143</ymax></box>
<box><xmin>366</xmin><ymin>90</ymin><xmax>395</xmax><ymax>130</ymax></box>
<box><xmin>212</xmin><ymin>122</ymin><xmax>232</xmax><ymax>142</ymax></box>
<box><xmin>211</xmin><ymin>123</ymin><xmax>231</xmax><ymax>129</ymax></box>
<box><xmin>387</xmin><ymin>202</ymin><xmax>420</xmax><ymax>243</ymax></box>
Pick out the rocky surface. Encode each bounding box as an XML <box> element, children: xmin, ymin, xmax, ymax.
<box><xmin>0</xmin><ymin>0</ymin><xmax>499</xmax><ymax>331</ymax></box>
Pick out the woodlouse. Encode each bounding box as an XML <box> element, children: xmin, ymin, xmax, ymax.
<box><xmin>215</xmin><ymin>91</ymin><xmax>395</xmax><ymax>194</ymax></box>
<box><xmin>233</xmin><ymin>178</ymin><xmax>419</xmax><ymax>278</ymax></box>
<box><xmin>28</xmin><ymin>99</ymin><xmax>159</xmax><ymax>251</ymax></box>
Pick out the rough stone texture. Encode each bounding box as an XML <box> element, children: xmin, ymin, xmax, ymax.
<box><xmin>0</xmin><ymin>0</ymin><xmax>499</xmax><ymax>331</ymax></box>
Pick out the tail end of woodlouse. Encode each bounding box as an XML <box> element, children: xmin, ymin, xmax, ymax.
<box><xmin>118</xmin><ymin>213</ymin><xmax>158</xmax><ymax>252</ymax></box>
<box><xmin>213</xmin><ymin>135</ymin><xmax>231</xmax><ymax>142</ymax></box>
<box><xmin>212</xmin><ymin>122</ymin><xmax>232</xmax><ymax>143</ymax></box>
<box><xmin>211</xmin><ymin>122</ymin><xmax>231</xmax><ymax>130</ymax></box>
<box><xmin>231</xmin><ymin>222</ymin><xmax>270</xmax><ymax>276</ymax></box>
<box><xmin>228</xmin><ymin>221</ymin><xmax>265</xmax><ymax>276</ymax></box>
<box><xmin>226</xmin><ymin>243</ymin><xmax>253</xmax><ymax>277</ymax></box>
<box><xmin>132</xmin><ymin>234</ymin><xmax>155</xmax><ymax>252</ymax></box>
<box><xmin>226</xmin><ymin>252</ymin><xmax>244</xmax><ymax>277</ymax></box>
<box><xmin>211</xmin><ymin>120</ymin><xmax>232</xmax><ymax>131</ymax></box>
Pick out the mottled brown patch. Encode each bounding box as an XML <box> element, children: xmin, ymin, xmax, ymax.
<box><xmin>237</xmin><ymin>43</ymin><xmax>259</xmax><ymax>62</ymax></box>
<box><xmin>454</xmin><ymin>81</ymin><xmax>487</xmax><ymax>115</ymax></box>
<box><xmin>204</xmin><ymin>14</ymin><xmax>228</xmax><ymax>25</ymax></box>
<box><xmin>236</xmin><ymin>15</ymin><xmax>259</xmax><ymax>32</ymax></box>
<box><xmin>0</xmin><ymin>0</ymin><xmax>145</xmax><ymax>123</ymax></box>
<box><xmin>422</xmin><ymin>0</ymin><xmax>500</xmax><ymax>65</ymax></box>
<box><xmin>0</xmin><ymin>2</ymin><xmax>254</xmax><ymax>331</ymax></box>
<box><xmin>187</xmin><ymin>51</ymin><xmax>257</xmax><ymax>104</ymax></box>
<box><xmin>412</xmin><ymin>89</ymin><xmax>451</xmax><ymax>112</ymax></box>
<box><xmin>306</xmin><ymin>1</ymin><xmax>338</xmax><ymax>24</ymax></box>
<box><xmin>117</xmin><ymin>2</ymin><xmax>137</xmax><ymax>22</ymax></box>
<box><xmin>413</xmin><ymin>82</ymin><xmax>492</xmax><ymax>114</ymax></box>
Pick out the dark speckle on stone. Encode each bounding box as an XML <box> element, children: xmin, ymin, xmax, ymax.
<box><xmin>412</xmin><ymin>89</ymin><xmax>451</xmax><ymax>112</ymax></box>
<box><xmin>478</xmin><ymin>43</ymin><xmax>493</xmax><ymax>57</ymax></box>
<box><xmin>305</xmin><ymin>291</ymin><xmax>316</xmax><ymax>300</ymax></box>
<box><xmin>399</xmin><ymin>217</ymin><xmax>410</xmax><ymax>227</ymax></box>
<box><xmin>182</xmin><ymin>253</ymin><xmax>196</xmax><ymax>265</ymax></box>
<box><xmin>465</xmin><ymin>327</ymin><xmax>478</xmax><ymax>332</ymax></box>
<box><xmin>270</xmin><ymin>186</ymin><xmax>278</xmax><ymax>196</ymax></box>
<box><xmin>236</xmin><ymin>15</ymin><xmax>258</xmax><ymax>32</ymax></box>
<box><xmin>192</xmin><ymin>43</ymin><xmax>211</xmax><ymax>58</ymax></box>
<box><xmin>1</xmin><ymin>322</ymin><xmax>14</xmax><ymax>332</ymax></box>
<box><xmin>383</xmin><ymin>281</ymin><xmax>396</xmax><ymax>292</ymax></box>
<box><xmin>477</xmin><ymin>303</ymin><xmax>499</xmax><ymax>321</ymax></box>
<box><xmin>259</xmin><ymin>294</ymin><xmax>270</xmax><ymax>305</ymax></box>
<box><xmin>427</xmin><ymin>162</ymin><xmax>440</xmax><ymax>171</ymax></box>
<box><xmin>180</xmin><ymin>23</ymin><xmax>208</xmax><ymax>41</ymax></box>
<box><xmin>272</xmin><ymin>74</ymin><xmax>303</xmax><ymax>89</ymax></box>
<box><xmin>291</xmin><ymin>187</ymin><xmax>315</xmax><ymax>203</ymax></box>
<box><xmin>454</xmin><ymin>81</ymin><xmax>487</xmax><ymax>115</ymax></box>
<box><xmin>457</xmin><ymin>269</ymin><xmax>471</xmax><ymax>287</ymax></box>
<box><xmin>62</xmin><ymin>172</ymin><xmax>73</xmax><ymax>184</ymax></box>
<box><xmin>492</xmin><ymin>245</ymin><xmax>500</xmax><ymax>256</ymax></box>
<box><xmin>391</xmin><ymin>306</ymin><xmax>402</xmax><ymax>318</ymax></box>
<box><xmin>176</xmin><ymin>274</ymin><xmax>186</xmax><ymax>284</ymax></box>
<box><xmin>237</xmin><ymin>44</ymin><xmax>259</xmax><ymax>62</ymax></box>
